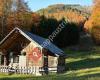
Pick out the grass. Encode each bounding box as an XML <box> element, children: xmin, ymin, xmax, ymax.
<box><xmin>0</xmin><ymin>47</ymin><xmax>100</xmax><ymax>80</ymax></box>
<box><xmin>66</xmin><ymin>48</ymin><xmax>100</xmax><ymax>70</ymax></box>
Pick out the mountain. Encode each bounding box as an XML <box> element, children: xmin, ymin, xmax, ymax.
<box><xmin>36</xmin><ymin>4</ymin><xmax>92</xmax><ymax>22</ymax></box>
<box><xmin>37</xmin><ymin>4</ymin><xmax>91</xmax><ymax>14</ymax></box>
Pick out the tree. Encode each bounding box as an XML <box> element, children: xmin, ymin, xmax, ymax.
<box><xmin>31</xmin><ymin>15</ymin><xmax>58</xmax><ymax>38</ymax></box>
<box><xmin>0</xmin><ymin>0</ymin><xmax>12</xmax><ymax>39</ymax></box>
<box><xmin>0</xmin><ymin>0</ymin><xmax>32</xmax><ymax>40</ymax></box>
<box><xmin>31</xmin><ymin>17</ymin><xmax>79</xmax><ymax>48</ymax></box>
<box><xmin>7</xmin><ymin>0</ymin><xmax>32</xmax><ymax>32</ymax></box>
<box><xmin>84</xmin><ymin>0</ymin><xmax>100</xmax><ymax>45</ymax></box>
<box><xmin>84</xmin><ymin>0</ymin><xmax>100</xmax><ymax>31</ymax></box>
<box><xmin>53</xmin><ymin>19</ymin><xmax>79</xmax><ymax>48</ymax></box>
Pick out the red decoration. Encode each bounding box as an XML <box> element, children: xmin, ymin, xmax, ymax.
<box><xmin>28</xmin><ymin>47</ymin><xmax>42</xmax><ymax>63</ymax></box>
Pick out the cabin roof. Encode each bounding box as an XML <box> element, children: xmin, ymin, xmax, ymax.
<box><xmin>0</xmin><ymin>27</ymin><xmax>65</xmax><ymax>56</ymax></box>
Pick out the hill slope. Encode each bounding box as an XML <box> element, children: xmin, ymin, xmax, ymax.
<box><xmin>37</xmin><ymin>4</ymin><xmax>91</xmax><ymax>22</ymax></box>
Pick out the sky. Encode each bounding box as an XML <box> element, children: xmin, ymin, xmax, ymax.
<box><xmin>25</xmin><ymin>0</ymin><xmax>93</xmax><ymax>11</ymax></box>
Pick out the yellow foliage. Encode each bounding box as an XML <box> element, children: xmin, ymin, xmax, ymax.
<box><xmin>84</xmin><ymin>0</ymin><xmax>100</xmax><ymax>31</ymax></box>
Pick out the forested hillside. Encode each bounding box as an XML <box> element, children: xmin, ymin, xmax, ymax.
<box><xmin>0</xmin><ymin>2</ymin><xmax>99</xmax><ymax>47</ymax></box>
<box><xmin>29</xmin><ymin>4</ymin><xmax>92</xmax><ymax>48</ymax></box>
<box><xmin>37</xmin><ymin>4</ymin><xmax>91</xmax><ymax>23</ymax></box>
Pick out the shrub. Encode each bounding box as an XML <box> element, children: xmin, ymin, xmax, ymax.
<box><xmin>91</xmin><ymin>26</ymin><xmax>100</xmax><ymax>45</ymax></box>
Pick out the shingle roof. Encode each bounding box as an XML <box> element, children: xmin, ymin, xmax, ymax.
<box><xmin>0</xmin><ymin>27</ymin><xmax>65</xmax><ymax>56</ymax></box>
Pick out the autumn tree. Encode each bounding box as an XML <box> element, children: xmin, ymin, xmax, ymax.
<box><xmin>84</xmin><ymin>0</ymin><xmax>100</xmax><ymax>45</ymax></box>
<box><xmin>7</xmin><ymin>0</ymin><xmax>32</xmax><ymax>32</ymax></box>
<box><xmin>85</xmin><ymin>0</ymin><xmax>100</xmax><ymax>30</ymax></box>
<box><xmin>0</xmin><ymin>0</ymin><xmax>12</xmax><ymax>39</ymax></box>
<box><xmin>0</xmin><ymin>0</ymin><xmax>32</xmax><ymax>40</ymax></box>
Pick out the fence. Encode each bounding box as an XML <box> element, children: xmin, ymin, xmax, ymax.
<box><xmin>0</xmin><ymin>66</ymin><xmax>57</xmax><ymax>75</ymax></box>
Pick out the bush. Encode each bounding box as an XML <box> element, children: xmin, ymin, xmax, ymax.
<box><xmin>91</xmin><ymin>26</ymin><xmax>100</xmax><ymax>45</ymax></box>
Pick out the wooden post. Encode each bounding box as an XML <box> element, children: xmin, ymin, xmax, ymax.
<box><xmin>4</xmin><ymin>55</ymin><xmax>7</xmax><ymax>66</ymax></box>
<box><xmin>10</xmin><ymin>52</ymin><xmax>13</xmax><ymax>63</ymax></box>
<box><xmin>35</xmin><ymin>66</ymin><xmax>42</xmax><ymax>76</ymax></box>
<box><xmin>0</xmin><ymin>52</ymin><xmax>2</xmax><ymax>65</ymax></box>
<box><xmin>0</xmin><ymin>52</ymin><xmax>3</xmax><ymax>65</ymax></box>
<box><xmin>43</xmin><ymin>48</ymin><xmax>48</xmax><ymax>75</ymax></box>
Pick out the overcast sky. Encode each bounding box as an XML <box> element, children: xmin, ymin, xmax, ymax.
<box><xmin>25</xmin><ymin>0</ymin><xmax>93</xmax><ymax>11</ymax></box>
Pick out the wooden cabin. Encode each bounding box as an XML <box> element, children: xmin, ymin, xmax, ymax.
<box><xmin>0</xmin><ymin>27</ymin><xmax>66</xmax><ymax>75</ymax></box>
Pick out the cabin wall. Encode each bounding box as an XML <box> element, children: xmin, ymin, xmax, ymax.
<box><xmin>58</xmin><ymin>57</ymin><xmax>65</xmax><ymax>66</ymax></box>
<box><xmin>57</xmin><ymin>57</ymin><xmax>65</xmax><ymax>72</ymax></box>
<box><xmin>21</xmin><ymin>42</ymin><xmax>43</xmax><ymax>67</ymax></box>
<box><xmin>48</xmin><ymin>56</ymin><xmax>66</xmax><ymax>73</ymax></box>
<box><xmin>22</xmin><ymin>42</ymin><xmax>38</xmax><ymax>54</ymax></box>
<box><xmin>19</xmin><ymin>55</ymin><xmax>27</xmax><ymax>67</ymax></box>
<box><xmin>48</xmin><ymin>56</ymin><xmax>58</xmax><ymax>67</ymax></box>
